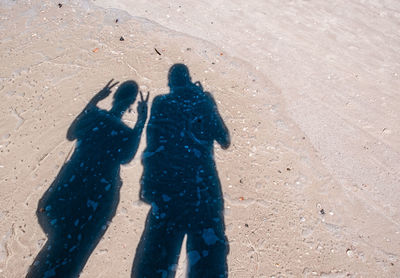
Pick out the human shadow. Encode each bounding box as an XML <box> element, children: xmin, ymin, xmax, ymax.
<box><xmin>26</xmin><ymin>80</ymin><xmax>148</xmax><ymax>278</ymax></box>
<box><xmin>132</xmin><ymin>64</ymin><xmax>230</xmax><ymax>278</ymax></box>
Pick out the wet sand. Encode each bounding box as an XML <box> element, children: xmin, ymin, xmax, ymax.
<box><xmin>0</xmin><ymin>0</ymin><xmax>399</xmax><ymax>277</ymax></box>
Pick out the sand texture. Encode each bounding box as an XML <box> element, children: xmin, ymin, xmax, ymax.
<box><xmin>0</xmin><ymin>0</ymin><xmax>399</xmax><ymax>277</ymax></box>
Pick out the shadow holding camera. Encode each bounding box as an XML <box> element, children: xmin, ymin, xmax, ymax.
<box><xmin>26</xmin><ymin>80</ymin><xmax>147</xmax><ymax>278</ymax></box>
<box><xmin>132</xmin><ymin>64</ymin><xmax>230</xmax><ymax>278</ymax></box>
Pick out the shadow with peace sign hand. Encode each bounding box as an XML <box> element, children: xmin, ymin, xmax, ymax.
<box><xmin>26</xmin><ymin>80</ymin><xmax>148</xmax><ymax>278</ymax></box>
<box><xmin>137</xmin><ymin>90</ymin><xmax>150</xmax><ymax>116</ymax></box>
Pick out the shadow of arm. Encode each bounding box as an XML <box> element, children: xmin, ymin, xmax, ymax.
<box><xmin>66</xmin><ymin>81</ymin><xmax>115</xmax><ymax>141</ymax></box>
<box><xmin>120</xmin><ymin>97</ymin><xmax>149</xmax><ymax>164</ymax></box>
<box><xmin>207</xmin><ymin>92</ymin><xmax>230</xmax><ymax>149</ymax></box>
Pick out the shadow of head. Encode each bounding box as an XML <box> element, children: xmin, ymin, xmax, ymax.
<box><xmin>168</xmin><ymin>63</ymin><xmax>192</xmax><ymax>88</ymax></box>
<box><xmin>112</xmin><ymin>80</ymin><xmax>139</xmax><ymax>114</ymax></box>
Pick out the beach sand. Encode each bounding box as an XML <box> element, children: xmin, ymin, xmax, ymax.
<box><xmin>0</xmin><ymin>0</ymin><xmax>399</xmax><ymax>277</ymax></box>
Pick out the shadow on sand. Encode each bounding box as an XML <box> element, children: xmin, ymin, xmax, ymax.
<box><xmin>27</xmin><ymin>80</ymin><xmax>148</xmax><ymax>278</ymax></box>
<box><xmin>132</xmin><ymin>64</ymin><xmax>230</xmax><ymax>278</ymax></box>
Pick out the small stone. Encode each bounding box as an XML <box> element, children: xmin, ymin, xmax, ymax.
<box><xmin>346</xmin><ymin>248</ymin><xmax>354</xmax><ymax>257</ymax></box>
<box><xmin>120</xmin><ymin>36</ymin><xmax>125</xmax><ymax>41</ymax></box>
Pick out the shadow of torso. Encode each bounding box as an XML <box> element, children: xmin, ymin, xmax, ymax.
<box><xmin>141</xmin><ymin>87</ymin><xmax>224</xmax><ymax>214</ymax></box>
<box><xmin>39</xmin><ymin>108</ymin><xmax>134</xmax><ymax>233</ymax></box>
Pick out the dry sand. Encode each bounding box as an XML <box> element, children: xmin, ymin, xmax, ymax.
<box><xmin>0</xmin><ymin>0</ymin><xmax>399</xmax><ymax>277</ymax></box>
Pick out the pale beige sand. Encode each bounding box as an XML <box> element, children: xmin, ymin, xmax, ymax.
<box><xmin>0</xmin><ymin>0</ymin><xmax>399</xmax><ymax>277</ymax></box>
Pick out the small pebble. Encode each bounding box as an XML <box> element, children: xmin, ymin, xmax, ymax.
<box><xmin>346</xmin><ymin>248</ymin><xmax>354</xmax><ymax>257</ymax></box>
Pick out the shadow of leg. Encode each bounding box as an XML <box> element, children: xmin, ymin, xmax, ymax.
<box><xmin>186</xmin><ymin>216</ymin><xmax>228</xmax><ymax>278</ymax></box>
<box><xmin>132</xmin><ymin>209</ymin><xmax>185</xmax><ymax>278</ymax></box>
<box><xmin>26</xmin><ymin>214</ymin><xmax>112</xmax><ymax>278</ymax></box>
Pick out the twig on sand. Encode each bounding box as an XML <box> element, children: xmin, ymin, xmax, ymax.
<box><xmin>154</xmin><ymin>48</ymin><xmax>161</xmax><ymax>55</ymax></box>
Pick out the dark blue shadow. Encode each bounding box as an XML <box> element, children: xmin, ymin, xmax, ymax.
<box><xmin>132</xmin><ymin>64</ymin><xmax>230</xmax><ymax>278</ymax></box>
<box><xmin>26</xmin><ymin>80</ymin><xmax>148</xmax><ymax>278</ymax></box>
